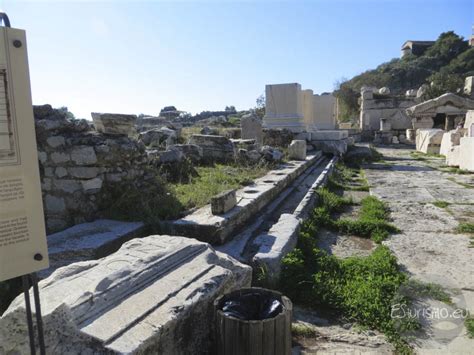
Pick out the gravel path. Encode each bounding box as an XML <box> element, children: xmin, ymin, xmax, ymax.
<box><xmin>364</xmin><ymin>146</ymin><xmax>474</xmax><ymax>354</ymax></box>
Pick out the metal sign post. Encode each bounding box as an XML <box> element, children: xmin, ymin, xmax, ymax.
<box><xmin>0</xmin><ymin>12</ymin><xmax>48</xmax><ymax>355</ymax></box>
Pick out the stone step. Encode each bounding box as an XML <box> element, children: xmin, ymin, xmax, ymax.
<box><xmin>40</xmin><ymin>219</ymin><xmax>147</xmax><ymax>278</ymax></box>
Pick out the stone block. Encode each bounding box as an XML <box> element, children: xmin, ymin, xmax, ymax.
<box><xmin>406</xmin><ymin>129</ymin><xmax>416</xmax><ymax>141</ymax></box>
<box><xmin>91</xmin><ymin>112</ymin><xmax>137</xmax><ymax>136</ymax></box>
<box><xmin>241</xmin><ymin>113</ymin><xmax>263</xmax><ymax>145</ymax></box>
<box><xmin>50</xmin><ymin>152</ymin><xmax>70</xmax><ymax>164</ymax></box>
<box><xmin>416</xmin><ymin>129</ymin><xmax>444</xmax><ymax>154</ymax></box>
<box><xmin>53</xmin><ymin>179</ymin><xmax>81</xmax><ymax>194</ymax></box>
<box><xmin>312</xmin><ymin>94</ymin><xmax>337</xmax><ymax>130</ymax></box>
<box><xmin>45</xmin><ymin>195</ymin><xmax>66</xmax><ymax>214</ymax></box>
<box><xmin>157</xmin><ymin>148</ymin><xmax>184</xmax><ymax>164</ymax></box>
<box><xmin>169</xmin><ymin>144</ymin><xmax>203</xmax><ymax>163</ymax></box>
<box><xmin>0</xmin><ymin>236</ymin><xmax>252</xmax><ymax>354</ymax></box>
<box><xmin>71</xmin><ymin>146</ymin><xmax>97</xmax><ymax>165</ymax></box>
<box><xmin>263</xmin><ymin>83</ymin><xmax>306</xmax><ymax>133</ymax></box>
<box><xmin>138</xmin><ymin>127</ymin><xmax>177</xmax><ymax>148</ymax></box>
<box><xmin>459</xmin><ymin>137</ymin><xmax>474</xmax><ymax>171</ymax></box>
<box><xmin>68</xmin><ymin>167</ymin><xmax>100</xmax><ymax>179</ymax></box>
<box><xmin>189</xmin><ymin>134</ymin><xmax>235</xmax><ymax>163</ymax></box>
<box><xmin>440</xmin><ymin>130</ymin><xmax>462</xmax><ymax>156</ymax></box>
<box><xmin>252</xmin><ymin>214</ymin><xmax>300</xmax><ymax>281</ymax></box>
<box><xmin>46</xmin><ymin>136</ymin><xmax>65</xmax><ymax>148</ymax></box>
<box><xmin>446</xmin><ymin>145</ymin><xmax>461</xmax><ymax>167</ymax></box>
<box><xmin>55</xmin><ymin>167</ymin><xmax>68</xmax><ymax>178</ymax></box>
<box><xmin>310</xmin><ymin>130</ymin><xmax>348</xmax><ymax>141</ymax></box>
<box><xmin>288</xmin><ymin>140</ymin><xmax>307</xmax><ymax>160</ymax></box>
<box><xmin>211</xmin><ymin>189</ymin><xmax>237</xmax><ymax>215</ymax></box>
<box><xmin>311</xmin><ymin>140</ymin><xmax>348</xmax><ymax>156</ymax></box>
<box><xmin>81</xmin><ymin>177</ymin><xmax>103</xmax><ymax>193</ymax></box>
<box><xmin>464</xmin><ymin>110</ymin><xmax>474</xmax><ymax>133</ymax></box>
<box><xmin>302</xmin><ymin>89</ymin><xmax>314</xmax><ymax>130</ymax></box>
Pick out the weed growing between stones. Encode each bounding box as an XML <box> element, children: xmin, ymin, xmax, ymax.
<box><xmin>455</xmin><ymin>222</ymin><xmax>474</xmax><ymax>247</ymax></box>
<box><xmin>410</xmin><ymin>151</ymin><xmax>444</xmax><ymax>160</ymax></box>
<box><xmin>100</xmin><ymin>176</ymin><xmax>184</xmax><ymax>227</ymax></box>
<box><xmin>291</xmin><ymin>323</ymin><xmax>317</xmax><ymax>338</ymax></box>
<box><xmin>314</xmin><ymin>189</ymin><xmax>398</xmax><ymax>243</ymax></box>
<box><xmin>327</xmin><ymin>163</ymin><xmax>370</xmax><ymax>192</ymax></box>
<box><xmin>279</xmin><ymin>216</ymin><xmax>414</xmax><ymax>353</ymax></box>
<box><xmin>438</xmin><ymin>166</ymin><xmax>472</xmax><ymax>175</ymax></box>
<box><xmin>433</xmin><ymin>200</ymin><xmax>450</xmax><ymax>209</ymax></box>
<box><xmin>465</xmin><ymin>316</ymin><xmax>474</xmax><ymax>338</ymax></box>
<box><xmin>279</xmin><ymin>157</ymin><xmax>415</xmax><ymax>353</ymax></box>
<box><xmin>447</xmin><ymin>177</ymin><xmax>474</xmax><ymax>189</ymax></box>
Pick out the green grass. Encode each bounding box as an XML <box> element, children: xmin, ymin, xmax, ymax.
<box><xmin>447</xmin><ymin>177</ymin><xmax>474</xmax><ymax>189</ymax></box>
<box><xmin>440</xmin><ymin>166</ymin><xmax>472</xmax><ymax>175</ymax></box>
<box><xmin>327</xmin><ymin>163</ymin><xmax>370</xmax><ymax>192</ymax></box>
<box><xmin>292</xmin><ymin>323</ymin><xmax>317</xmax><ymax>338</ymax></box>
<box><xmin>278</xmin><ymin>159</ymin><xmax>413</xmax><ymax>353</ymax></box>
<box><xmin>433</xmin><ymin>200</ymin><xmax>450</xmax><ymax>209</ymax></box>
<box><xmin>465</xmin><ymin>316</ymin><xmax>474</xmax><ymax>338</ymax></box>
<box><xmin>171</xmin><ymin>164</ymin><xmax>270</xmax><ymax>210</ymax></box>
<box><xmin>455</xmin><ymin>222</ymin><xmax>474</xmax><ymax>234</ymax></box>
<box><xmin>410</xmin><ymin>151</ymin><xmax>444</xmax><ymax>160</ymax></box>
<box><xmin>315</xmin><ymin>189</ymin><xmax>398</xmax><ymax>243</ymax></box>
<box><xmin>455</xmin><ymin>223</ymin><xmax>474</xmax><ymax>248</ymax></box>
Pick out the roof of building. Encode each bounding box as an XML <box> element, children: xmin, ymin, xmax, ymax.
<box><xmin>401</xmin><ymin>40</ymin><xmax>435</xmax><ymax>50</ymax></box>
<box><xmin>406</xmin><ymin>93</ymin><xmax>474</xmax><ymax>116</ymax></box>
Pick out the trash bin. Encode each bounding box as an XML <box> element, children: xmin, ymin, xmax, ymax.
<box><xmin>214</xmin><ymin>287</ymin><xmax>292</xmax><ymax>355</ymax></box>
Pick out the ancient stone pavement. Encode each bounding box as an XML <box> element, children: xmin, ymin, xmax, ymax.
<box><xmin>364</xmin><ymin>146</ymin><xmax>474</xmax><ymax>354</ymax></box>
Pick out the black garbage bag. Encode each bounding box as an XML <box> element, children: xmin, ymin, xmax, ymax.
<box><xmin>220</xmin><ymin>292</ymin><xmax>283</xmax><ymax>320</ymax></box>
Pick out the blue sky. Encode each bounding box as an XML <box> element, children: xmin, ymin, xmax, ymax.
<box><xmin>1</xmin><ymin>0</ymin><xmax>472</xmax><ymax>119</ymax></box>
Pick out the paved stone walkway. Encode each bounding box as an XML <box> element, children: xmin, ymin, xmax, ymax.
<box><xmin>364</xmin><ymin>146</ymin><xmax>474</xmax><ymax>354</ymax></box>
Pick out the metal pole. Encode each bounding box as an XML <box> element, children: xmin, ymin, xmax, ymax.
<box><xmin>31</xmin><ymin>273</ymin><xmax>46</xmax><ymax>355</ymax></box>
<box><xmin>22</xmin><ymin>275</ymin><xmax>36</xmax><ymax>355</ymax></box>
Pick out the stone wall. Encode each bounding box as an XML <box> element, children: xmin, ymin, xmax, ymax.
<box><xmin>359</xmin><ymin>89</ymin><xmax>416</xmax><ymax>131</ymax></box>
<box><xmin>35</xmin><ymin>105</ymin><xmax>150</xmax><ymax>233</ymax></box>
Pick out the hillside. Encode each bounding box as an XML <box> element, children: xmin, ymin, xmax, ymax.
<box><xmin>335</xmin><ymin>31</ymin><xmax>474</xmax><ymax>120</ymax></box>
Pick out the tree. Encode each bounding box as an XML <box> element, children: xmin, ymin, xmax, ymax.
<box><xmin>255</xmin><ymin>94</ymin><xmax>265</xmax><ymax>119</ymax></box>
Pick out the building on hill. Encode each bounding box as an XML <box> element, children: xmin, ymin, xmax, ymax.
<box><xmin>400</xmin><ymin>40</ymin><xmax>435</xmax><ymax>58</ymax></box>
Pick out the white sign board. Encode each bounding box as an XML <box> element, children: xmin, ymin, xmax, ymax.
<box><xmin>0</xmin><ymin>26</ymin><xmax>49</xmax><ymax>281</ymax></box>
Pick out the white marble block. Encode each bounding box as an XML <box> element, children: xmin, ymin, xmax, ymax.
<box><xmin>263</xmin><ymin>83</ymin><xmax>306</xmax><ymax>133</ymax></box>
<box><xmin>288</xmin><ymin>140</ymin><xmax>307</xmax><ymax>160</ymax></box>
<box><xmin>459</xmin><ymin>137</ymin><xmax>474</xmax><ymax>171</ymax></box>
<box><xmin>0</xmin><ymin>235</ymin><xmax>252</xmax><ymax>354</ymax></box>
<box><xmin>416</xmin><ymin>129</ymin><xmax>444</xmax><ymax>154</ymax></box>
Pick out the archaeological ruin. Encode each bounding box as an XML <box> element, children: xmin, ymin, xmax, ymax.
<box><xmin>1</xmin><ymin>9</ymin><xmax>474</xmax><ymax>355</ymax></box>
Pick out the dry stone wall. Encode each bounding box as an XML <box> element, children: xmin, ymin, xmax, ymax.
<box><xmin>34</xmin><ymin>105</ymin><xmax>150</xmax><ymax>233</ymax></box>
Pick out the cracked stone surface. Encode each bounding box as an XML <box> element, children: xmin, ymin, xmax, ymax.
<box><xmin>364</xmin><ymin>146</ymin><xmax>474</xmax><ymax>354</ymax></box>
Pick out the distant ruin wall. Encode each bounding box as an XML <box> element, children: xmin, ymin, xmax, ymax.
<box><xmin>360</xmin><ymin>91</ymin><xmax>415</xmax><ymax>131</ymax></box>
<box><xmin>34</xmin><ymin>105</ymin><xmax>150</xmax><ymax>233</ymax></box>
